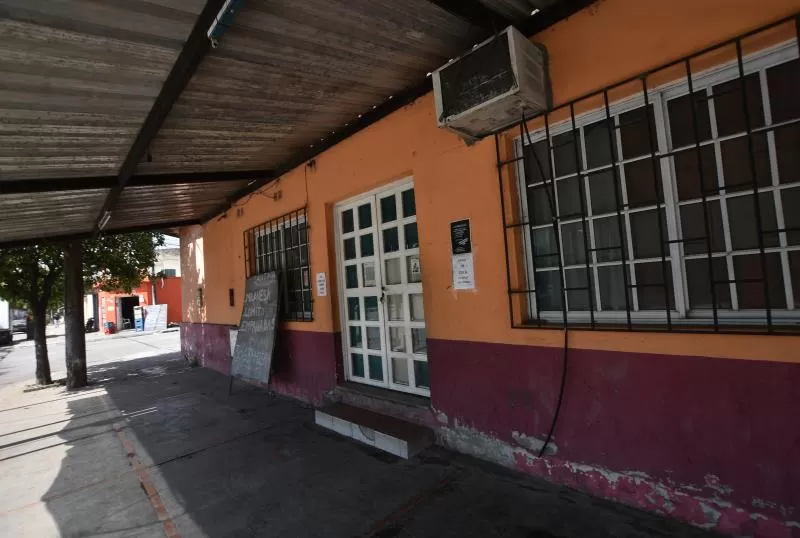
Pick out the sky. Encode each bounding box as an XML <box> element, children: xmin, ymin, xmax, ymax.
<box><xmin>159</xmin><ymin>235</ymin><xmax>179</xmax><ymax>249</ymax></box>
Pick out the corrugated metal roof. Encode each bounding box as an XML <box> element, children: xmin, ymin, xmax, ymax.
<box><xmin>0</xmin><ymin>0</ymin><xmax>200</xmax><ymax>181</ymax></box>
<box><xmin>138</xmin><ymin>0</ymin><xmax>481</xmax><ymax>175</ymax></box>
<box><xmin>108</xmin><ymin>181</ymin><xmax>250</xmax><ymax>229</ymax></box>
<box><xmin>0</xmin><ymin>188</ymin><xmax>108</xmax><ymax>242</ymax></box>
<box><xmin>0</xmin><ymin>0</ymin><xmax>580</xmax><ymax>246</ymax></box>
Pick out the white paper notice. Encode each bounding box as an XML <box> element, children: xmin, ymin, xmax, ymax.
<box><xmin>316</xmin><ymin>272</ymin><xmax>327</xmax><ymax>297</ymax></box>
<box><xmin>452</xmin><ymin>253</ymin><xmax>475</xmax><ymax>290</ymax></box>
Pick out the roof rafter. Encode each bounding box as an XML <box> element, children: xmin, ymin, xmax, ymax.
<box><xmin>91</xmin><ymin>0</ymin><xmax>232</xmax><ymax>235</ymax></box>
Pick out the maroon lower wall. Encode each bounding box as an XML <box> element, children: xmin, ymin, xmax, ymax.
<box><xmin>428</xmin><ymin>338</ymin><xmax>800</xmax><ymax>537</ymax></box>
<box><xmin>271</xmin><ymin>329</ymin><xmax>340</xmax><ymax>405</ymax></box>
<box><xmin>181</xmin><ymin>323</ymin><xmax>233</xmax><ymax>375</ymax></box>
<box><xmin>180</xmin><ymin>323</ymin><xmax>339</xmax><ymax>405</ymax></box>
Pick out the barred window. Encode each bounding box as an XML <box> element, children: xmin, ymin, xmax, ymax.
<box><xmin>504</xmin><ymin>36</ymin><xmax>800</xmax><ymax>332</ymax></box>
<box><xmin>244</xmin><ymin>208</ymin><xmax>312</xmax><ymax>321</ymax></box>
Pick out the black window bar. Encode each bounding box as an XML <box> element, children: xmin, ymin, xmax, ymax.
<box><xmin>243</xmin><ymin>207</ymin><xmax>312</xmax><ymax>321</ymax></box>
<box><xmin>496</xmin><ymin>13</ymin><xmax>800</xmax><ymax>334</ymax></box>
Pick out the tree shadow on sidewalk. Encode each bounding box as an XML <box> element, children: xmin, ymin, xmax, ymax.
<box><xmin>35</xmin><ymin>352</ymin><xmax>720</xmax><ymax>537</ymax></box>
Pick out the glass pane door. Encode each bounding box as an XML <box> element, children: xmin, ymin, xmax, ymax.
<box><xmin>338</xmin><ymin>181</ymin><xmax>428</xmax><ymax>396</ymax></box>
<box><xmin>377</xmin><ymin>186</ymin><xmax>428</xmax><ymax>395</ymax></box>
<box><xmin>339</xmin><ymin>199</ymin><xmax>387</xmax><ymax>386</ymax></box>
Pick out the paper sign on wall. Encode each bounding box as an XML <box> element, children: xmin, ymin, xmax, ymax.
<box><xmin>452</xmin><ymin>253</ymin><xmax>475</xmax><ymax>290</ymax></box>
<box><xmin>451</xmin><ymin>219</ymin><xmax>475</xmax><ymax>290</ymax></box>
<box><xmin>316</xmin><ymin>272</ymin><xmax>327</xmax><ymax>297</ymax></box>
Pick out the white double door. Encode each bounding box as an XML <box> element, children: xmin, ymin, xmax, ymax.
<box><xmin>336</xmin><ymin>179</ymin><xmax>429</xmax><ymax>396</ymax></box>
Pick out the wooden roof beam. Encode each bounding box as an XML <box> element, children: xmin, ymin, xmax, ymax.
<box><xmin>91</xmin><ymin>0</ymin><xmax>234</xmax><ymax>234</ymax></box>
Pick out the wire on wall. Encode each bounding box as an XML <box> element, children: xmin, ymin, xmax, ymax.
<box><xmin>305</xmin><ymin>159</ymin><xmax>314</xmax><ymax>207</ymax></box>
<box><xmin>217</xmin><ymin>175</ymin><xmax>282</xmax><ymax>221</ymax></box>
<box><xmin>519</xmin><ymin>114</ymin><xmax>570</xmax><ymax>458</ymax></box>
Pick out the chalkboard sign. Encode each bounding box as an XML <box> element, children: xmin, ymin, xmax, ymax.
<box><xmin>230</xmin><ymin>272</ymin><xmax>279</xmax><ymax>386</ymax></box>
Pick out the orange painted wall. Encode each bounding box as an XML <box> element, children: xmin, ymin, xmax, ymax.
<box><xmin>181</xmin><ymin>0</ymin><xmax>800</xmax><ymax>363</ymax></box>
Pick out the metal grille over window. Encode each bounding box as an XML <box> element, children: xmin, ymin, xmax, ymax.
<box><xmin>495</xmin><ymin>15</ymin><xmax>800</xmax><ymax>333</ymax></box>
<box><xmin>243</xmin><ymin>207</ymin><xmax>312</xmax><ymax>321</ymax></box>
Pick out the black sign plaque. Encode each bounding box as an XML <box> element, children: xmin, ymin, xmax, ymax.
<box><xmin>450</xmin><ymin>219</ymin><xmax>472</xmax><ymax>255</ymax></box>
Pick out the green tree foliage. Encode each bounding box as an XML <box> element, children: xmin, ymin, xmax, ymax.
<box><xmin>0</xmin><ymin>233</ymin><xmax>165</xmax><ymax>385</ymax></box>
<box><xmin>0</xmin><ymin>245</ymin><xmax>64</xmax><ymax>384</ymax></box>
<box><xmin>0</xmin><ymin>245</ymin><xmax>64</xmax><ymax>310</ymax></box>
<box><xmin>84</xmin><ymin>233</ymin><xmax>165</xmax><ymax>292</ymax></box>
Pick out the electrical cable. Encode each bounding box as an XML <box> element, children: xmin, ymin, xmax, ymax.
<box><xmin>520</xmin><ymin>113</ymin><xmax>569</xmax><ymax>458</ymax></box>
<box><xmin>217</xmin><ymin>175</ymin><xmax>282</xmax><ymax>221</ymax></box>
<box><xmin>304</xmin><ymin>160</ymin><xmax>312</xmax><ymax>207</ymax></box>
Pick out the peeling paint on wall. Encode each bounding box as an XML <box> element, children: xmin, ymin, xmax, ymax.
<box><xmin>437</xmin><ymin>420</ymin><xmax>518</xmax><ymax>468</ymax></box>
<box><xmin>512</xmin><ymin>430</ymin><xmax>557</xmax><ymax>456</ymax></box>
<box><xmin>429</xmin><ymin>337</ymin><xmax>800</xmax><ymax>537</ymax></box>
<box><xmin>512</xmin><ymin>450</ymin><xmax>800</xmax><ymax>538</ymax></box>
<box><xmin>434</xmin><ymin>418</ymin><xmax>800</xmax><ymax>537</ymax></box>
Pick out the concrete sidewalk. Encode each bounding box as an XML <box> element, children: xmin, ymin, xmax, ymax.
<box><xmin>0</xmin><ymin>352</ymin><xmax>719</xmax><ymax>537</ymax></box>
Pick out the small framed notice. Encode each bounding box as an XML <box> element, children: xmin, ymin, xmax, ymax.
<box><xmin>316</xmin><ymin>272</ymin><xmax>327</xmax><ymax>297</ymax></box>
<box><xmin>450</xmin><ymin>219</ymin><xmax>475</xmax><ymax>290</ymax></box>
<box><xmin>450</xmin><ymin>219</ymin><xmax>472</xmax><ymax>254</ymax></box>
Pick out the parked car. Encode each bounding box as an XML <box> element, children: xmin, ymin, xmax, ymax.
<box><xmin>0</xmin><ymin>301</ymin><xmax>12</xmax><ymax>345</ymax></box>
<box><xmin>11</xmin><ymin>315</ymin><xmax>27</xmax><ymax>334</ymax></box>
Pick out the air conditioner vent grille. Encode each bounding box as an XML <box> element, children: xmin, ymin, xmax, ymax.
<box><xmin>439</xmin><ymin>32</ymin><xmax>516</xmax><ymax>121</ymax></box>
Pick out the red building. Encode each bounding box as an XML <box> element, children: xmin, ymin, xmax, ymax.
<box><xmin>98</xmin><ymin>276</ymin><xmax>182</xmax><ymax>331</ymax></box>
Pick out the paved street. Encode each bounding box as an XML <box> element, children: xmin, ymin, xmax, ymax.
<box><xmin>0</xmin><ymin>332</ymin><xmax>717</xmax><ymax>537</ymax></box>
<box><xmin>0</xmin><ymin>328</ymin><xmax>180</xmax><ymax>387</ymax></box>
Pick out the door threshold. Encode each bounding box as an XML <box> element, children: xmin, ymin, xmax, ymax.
<box><xmin>331</xmin><ymin>382</ymin><xmax>435</xmax><ymax>428</ymax></box>
<box><xmin>314</xmin><ymin>403</ymin><xmax>433</xmax><ymax>459</ymax></box>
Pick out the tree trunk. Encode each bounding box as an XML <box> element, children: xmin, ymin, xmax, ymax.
<box><xmin>33</xmin><ymin>303</ymin><xmax>51</xmax><ymax>385</ymax></box>
<box><xmin>64</xmin><ymin>241</ymin><xmax>87</xmax><ymax>389</ymax></box>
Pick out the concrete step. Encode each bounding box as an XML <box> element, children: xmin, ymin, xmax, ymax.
<box><xmin>314</xmin><ymin>403</ymin><xmax>433</xmax><ymax>459</ymax></box>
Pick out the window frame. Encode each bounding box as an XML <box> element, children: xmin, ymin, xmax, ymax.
<box><xmin>514</xmin><ymin>39</ymin><xmax>800</xmax><ymax>327</ymax></box>
<box><xmin>244</xmin><ymin>208</ymin><xmax>313</xmax><ymax>322</ymax></box>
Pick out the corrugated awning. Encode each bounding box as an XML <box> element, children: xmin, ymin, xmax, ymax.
<box><xmin>0</xmin><ymin>0</ymin><xmax>591</xmax><ymax>246</ymax></box>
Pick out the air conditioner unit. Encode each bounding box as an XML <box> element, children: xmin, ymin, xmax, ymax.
<box><xmin>432</xmin><ymin>26</ymin><xmax>551</xmax><ymax>141</ymax></box>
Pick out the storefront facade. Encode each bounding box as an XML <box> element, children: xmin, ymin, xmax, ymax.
<box><xmin>98</xmin><ymin>276</ymin><xmax>183</xmax><ymax>330</ymax></box>
<box><xmin>180</xmin><ymin>0</ymin><xmax>800</xmax><ymax>535</ymax></box>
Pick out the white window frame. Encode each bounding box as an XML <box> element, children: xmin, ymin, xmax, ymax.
<box><xmin>516</xmin><ymin>39</ymin><xmax>800</xmax><ymax>326</ymax></box>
